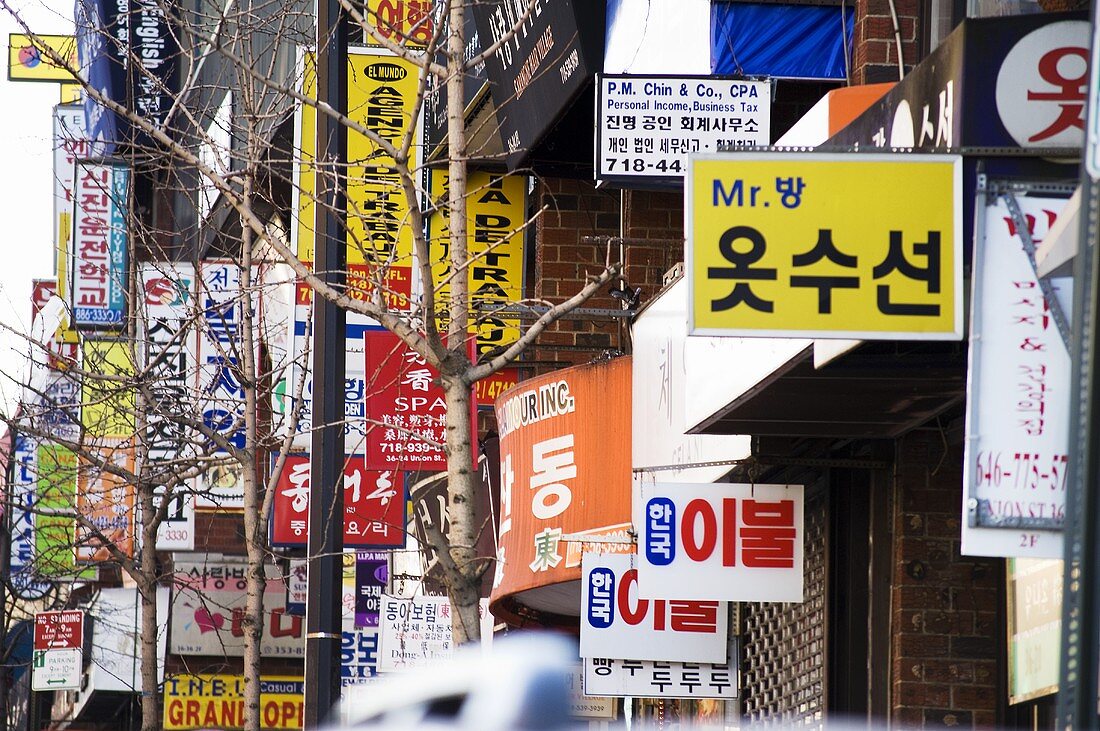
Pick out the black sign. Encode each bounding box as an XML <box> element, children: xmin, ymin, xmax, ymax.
<box><xmin>473</xmin><ymin>0</ymin><xmax>604</xmax><ymax>170</ymax></box>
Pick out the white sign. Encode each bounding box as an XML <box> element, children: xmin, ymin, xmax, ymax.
<box><xmin>635</xmin><ymin>482</ymin><xmax>804</xmax><ymax>602</ymax></box>
<box><xmin>32</xmin><ymin>648</ymin><xmax>82</xmax><ymax>691</ymax></box>
<box><xmin>342</xmin><ymin>621</ymin><xmax>379</xmax><ymax>687</ymax></box>
<box><xmin>170</xmin><ymin>561</ymin><xmax>304</xmax><ymax>657</ymax></box>
<box><xmin>567</xmin><ymin>667</ymin><xmax>615</xmax><ymax>719</ymax></box>
<box><xmin>963</xmin><ymin>194</ymin><xmax>1071</xmax><ymax>559</ymax></box>
<box><xmin>53</xmin><ymin>105</ymin><xmax>87</xmax><ymax>276</ymax></box>
<box><xmin>583</xmin><ymin>643</ymin><xmax>739</xmax><ymax>700</ymax></box>
<box><xmin>376</xmin><ymin>595</ymin><xmax>492</xmax><ymax>673</ymax></box>
<box><xmin>70</xmin><ymin>162</ymin><xmax>130</xmax><ymax>328</ymax></box>
<box><xmin>580</xmin><ymin>553</ymin><xmax>728</xmax><ymax>663</ymax></box>
<box><xmin>596</xmin><ymin>74</ymin><xmax>770</xmax><ymax>183</ymax></box>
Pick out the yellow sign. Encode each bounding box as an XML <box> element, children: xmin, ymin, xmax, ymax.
<box><xmin>81</xmin><ymin>339</ymin><xmax>135</xmax><ymax>438</ymax></box>
<box><xmin>60</xmin><ymin>82</ymin><xmax>80</xmax><ymax>103</ymax></box>
<box><xmin>688</xmin><ymin>154</ymin><xmax>962</xmax><ymax>339</ymax></box>
<box><xmin>364</xmin><ymin>0</ymin><xmax>434</xmax><ymax>47</ymax></box>
<box><xmin>428</xmin><ymin>171</ymin><xmax>527</xmax><ymax>356</ymax></box>
<box><xmin>296</xmin><ymin>50</ymin><xmax>421</xmax><ymax>310</ymax></box>
<box><xmin>163</xmin><ymin>674</ymin><xmax>304</xmax><ymax>730</ymax></box>
<box><xmin>8</xmin><ymin>34</ymin><xmax>77</xmax><ymax>82</ymax></box>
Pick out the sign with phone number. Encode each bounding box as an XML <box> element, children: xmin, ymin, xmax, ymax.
<box><xmin>596</xmin><ymin>75</ymin><xmax>770</xmax><ymax>185</ymax></box>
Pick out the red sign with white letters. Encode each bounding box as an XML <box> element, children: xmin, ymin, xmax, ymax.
<box><xmin>270</xmin><ymin>455</ymin><xmax>404</xmax><ymax>548</ymax></box>
<box><xmin>362</xmin><ymin>331</ymin><xmax>475</xmax><ymax>472</ymax></box>
<box><xmin>34</xmin><ymin>610</ymin><xmax>84</xmax><ymax>651</ymax></box>
<box><xmin>636</xmin><ymin>482</ymin><xmax>804</xmax><ymax>603</ymax></box>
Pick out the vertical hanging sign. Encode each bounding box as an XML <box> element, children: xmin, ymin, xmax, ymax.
<box><xmin>70</xmin><ymin>161</ymin><xmax>129</xmax><ymax>329</ymax></box>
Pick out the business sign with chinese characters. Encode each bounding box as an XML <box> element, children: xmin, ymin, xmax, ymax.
<box><xmin>580</xmin><ymin>553</ymin><xmax>728</xmax><ymax>663</ymax></box>
<box><xmin>170</xmin><ymin>561</ymin><xmax>304</xmax><ymax>657</ymax></box>
<box><xmin>963</xmin><ymin>193</ymin><xmax>1071</xmax><ymax>559</ymax></box>
<box><xmin>363</xmin><ymin>331</ymin><xmax>475</xmax><ymax>472</ymax></box>
<box><xmin>163</xmin><ymin>675</ymin><xmax>304</xmax><ymax>730</ymax></box>
<box><xmin>296</xmin><ymin>50</ymin><xmax>421</xmax><ymax>308</ymax></box>
<box><xmin>70</xmin><ymin>161</ymin><xmax>130</xmax><ymax>329</ymax></box>
<box><xmin>636</xmin><ymin>482</ymin><xmax>804</xmax><ymax>603</ymax></box>
<box><xmin>490</xmin><ymin>358</ymin><xmax>634</xmax><ymax>622</ymax></box>
<box><xmin>687</xmin><ymin>153</ymin><xmax>963</xmax><ymax>340</ymax></box>
<box><xmin>270</xmin><ymin>455</ymin><xmax>405</xmax><ymax>548</ymax></box>
<box><xmin>376</xmin><ymin>595</ymin><xmax>493</xmax><ymax>672</ymax></box>
<box><xmin>427</xmin><ymin>171</ymin><xmax>527</xmax><ymax>357</ymax></box>
<box><xmin>597</xmin><ymin>75</ymin><xmax>770</xmax><ymax>185</ymax></box>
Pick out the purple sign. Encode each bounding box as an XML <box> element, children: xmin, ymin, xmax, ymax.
<box><xmin>355</xmin><ymin>552</ymin><xmax>388</xmax><ymax>628</ymax></box>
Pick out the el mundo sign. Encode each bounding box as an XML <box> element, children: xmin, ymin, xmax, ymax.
<box><xmin>687</xmin><ymin>153</ymin><xmax>963</xmax><ymax>340</ymax></box>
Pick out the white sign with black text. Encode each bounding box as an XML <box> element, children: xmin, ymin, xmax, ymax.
<box><xmin>596</xmin><ymin>74</ymin><xmax>770</xmax><ymax>184</ymax></box>
<box><xmin>583</xmin><ymin>640</ymin><xmax>739</xmax><ymax>700</ymax></box>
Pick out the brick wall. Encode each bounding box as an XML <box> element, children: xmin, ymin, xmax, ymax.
<box><xmin>530</xmin><ymin>178</ymin><xmax>681</xmax><ymax>372</ymax></box>
<box><xmin>852</xmin><ymin>0</ymin><xmax>922</xmax><ymax>85</ymax></box>
<box><xmin>891</xmin><ymin>429</ymin><xmax>1001</xmax><ymax>728</ymax></box>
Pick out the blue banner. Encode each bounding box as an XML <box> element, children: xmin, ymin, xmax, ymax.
<box><xmin>711</xmin><ymin>3</ymin><xmax>854</xmax><ymax>80</ymax></box>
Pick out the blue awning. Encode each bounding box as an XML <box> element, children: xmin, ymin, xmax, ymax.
<box><xmin>712</xmin><ymin>3</ymin><xmax>854</xmax><ymax>80</ymax></box>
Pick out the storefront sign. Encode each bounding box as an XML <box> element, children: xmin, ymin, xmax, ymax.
<box><xmin>363</xmin><ymin>0</ymin><xmax>434</xmax><ymax>46</ymax></box>
<box><xmin>81</xmin><ymin>339</ymin><xmax>135</xmax><ymax>439</ymax></box>
<box><xmin>31</xmin><ymin>279</ymin><xmax>78</xmax><ymax>367</ymax></box>
<box><xmin>356</xmin><ymin>552</ymin><xmax>388</xmax><ymax>627</ymax></box>
<box><xmin>491</xmin><ymin>358</ymin><xmax>634</xmax><ymax>621</ymax></box>
<box><xmin>270</xmin><ymin>455</ymin><xmax>405</xmax><ymax>548</ymax></box>
<box><xmin>53</xmin><ymin>105</ymin><xmax>86</xmax><ymax>329</ymax></box>
<box><xmin>472</xmin><ymin>0</ymin><xmax>604</xmax><ymax>170</ymax></box>
<box><xmin>9</xmin><ymin>436</ymin><xmax>51</xmax><ymax>598</ymax></box>
<box><xmin>1007</xmin><ymin>558</ymin><xmax>1061</xmax><ymax>703</ymax></box>
<box><xmin>688</xmin><ymin>153</ymin><xmax>962</xmax><ymax>339</ymax></box>
<box><xmin>8</xmin><ymin>33</ymin><xmax>77</xmax><ymax>81</ymax></box>
<box><xmin>35</xmin><ymin>443</ymin><xmax>98</xmax><ymax>581</ymax></box>
<box><xmin>363</xmin><ymin>331</ymin><xmax>474</xmax><ymax>472</ymax></box>
<box><xmin>342</xmin><ymin>623</ymin><xmax>379</xmax><ymax>686</ymax></box>
<box><xmin>70</xmin><ymin>161</ymin><xmax>129</xmax><ymax>329</ymax></box>
<box><xmin>163</xmin><ymin>675</ymin><xmax>304</xmax><ymax>730</ymax></box>
<box><xmin>636</xmin><ymin>482</ymin><xmax>804</xmax><ymax>603</ymax></box>
<box><xmin>376</xmin><ymin>595</ymin><xmax>492</xmax><ymax>672</ymax></box>
<box><xmin>427</xmin><ymin>171</ymin><xmax>527</xmax><ymax>356</ymax></box>
<box><xmin>580</xmin><ymin>553</ymin><xmax>728</xmax><ymax>663</ymax></box>
<box><xmin>583</xmin><ymin>641</ymin><xmax>739</xmax><ymax>699</ymax></box>
<box><xmin>597</xmin><ymin>75</ymin><xmax>770</xmax><ymax>185</ymax></box>
<box><xmin>75</xmin><ymin>439</ymin><xmax>136</xmax><ymax>563</ymax></box>
<box><xmin>963</xmin><ymin>194</ymin><xmax>1070</xmax><ymax>559</ymax></box>
<box><xmin>170</xmin><ymin>561</ymin><xmax>304</xmax><ymax>657</ymax></box>
<box><xmin>296</xmin><ymin>50</ymin><xmax>421</xmax><ymax>307</ymax></box>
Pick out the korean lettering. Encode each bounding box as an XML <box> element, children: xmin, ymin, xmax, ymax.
<box><xmin>587</xmin><ymin>567</ymin><xmax>615</xmax><ymax>629</ymax></box>
<box><xmin>873</xmin><ymin>231</ymin><xmax>942</xmax><ymax>316</ymax></box>
<box><xmin>708</xmin><ymin>226</ymin><xmax>776</xmax><ymax>313</ymax></box>
<box><xmin>658</xmin><ymin>497</ymin><xmax>797</xmax><ymax>568</ymax></box>
<box><xmin>644</xmin><ymin>498</ymin><xmax>675</xmax><ymax>566</ymax></box>
<box><xmin>617</xmin><ymin>568</ymin><xmax>720</xmax><ymax>633</ymax></box>
<box><xmin>789</xmin><ymin>229</ymin><xmax>859</xmax><ymax>314</ymax></box>
<box><xmin>775</xmin><ymin>177</ymin><xmax>805</xmax><ymax>208</ymax></box>
<box><xmin>1027</xmin><ymin>48</ymin><xmax>1086</xmax><ymax>142</ymax></box>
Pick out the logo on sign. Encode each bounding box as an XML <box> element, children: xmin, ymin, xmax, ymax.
<box><xmin>586</xmin><ymin>568</ymin><xmax>616</xmax><ymax>629</ymax></box>
<box><xmin>645</xmin><ymin>498</ymin><xmax>676</xmax><ymax>566</ymax></box>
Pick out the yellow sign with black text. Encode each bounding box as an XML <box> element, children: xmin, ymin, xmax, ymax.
<box><xmin>295</xmin><ymin>49</ymin><xmax>421</xmax><ymax>310</ymax></box>
<box><xmin>688</xmin><ymin>154</ymin><xmax>962</xmax><ymax>339</ymax></box>
<box><xmin>428</xmin><ymin>171</ymin><xmax>527</xmax><ymax>356</ymax></box>
<box><xmin>163</xmin><ymin>674</ymin><xmax>304</xmax><ymax>730</ymax></box>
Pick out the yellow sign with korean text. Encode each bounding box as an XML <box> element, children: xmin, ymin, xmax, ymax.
<box><xmin>364</xmin><ymin>0</ymin><xmax>434</xmax><ymax>47</ymax></box>
<box><xmin>428</xmin><ymin>171</ymin><xmax>527</xmax><ymax>356</ymax></box>
<box><xmin>163</xmin><ymin>674</ymin><xmax>304</xmax><ymax>730</ymax></box>
<box><xmin>295</xmin><ymin>49</ymin><xmax>421</xmax><ymax>310</ymax></box>
<box><xmin>81</xmin><ymin>339</ymin><xmax>135</xmax><ymax>438</ymax></box>
<box><xmin>8</xmin><ymin>34</ymin><xmax>77</xmax><ymax>82</ymax></box>
<box><xmin>688</xmin><ymin>154</ymin><xmax>962</xmax><ymax>339</ymax></box>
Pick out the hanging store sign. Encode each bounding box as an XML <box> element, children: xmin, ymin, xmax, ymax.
<box><xmin>580</xmin><ymin>553</ymin><xmax>728</xmax><ymax>663</ymax></box>
<box><xmin>9</xmin><ymin>436</ymin><xmax>51</xmax><ymax>598</ymax></box>
<box><xmin>636</xmin><ymin>482</ymin><xmax>804</xmax><ymax>602</ymax></box>
<box><xmin>490</xmin><ymin>357</ymin><xmax>634</xmax><ymax>623</ymax></box>
<box><xmin>341</xmin><ymin>622</ymin><xmax>379</xmax><ymax>687</ymax></box>
<box><xmin>583</xmin><ymin>638</ymin><xmax>739</xmax><ymax>699</ymax></box>
<box><xmin>596</xmin><ymin>75</ymin><xmax>770</xmax><ymax>186</ymax></box>
<box><xmin>163</xmin><ymin>675</ymin><xmax>304</xmax><ymax>730</ymax></box>
<box><xmin>376</xmin><ymin>595</ymin><xmax>493</xmax><ymax>672</ymax></box>
<box><xmin>31</xmin><ymin>279</ymin><xmax>78</xmax><ymax>367</ymax></box>
<box><xmin>36</xmin><ymin>443</ymin><xmax>98</xmax><ymax>581</ymax></box>
<box><xmin>70</xmin><ymin>161</ymin><xmax>129</xmax><ymax>329</ymax></box>
<box><xmin>962</xmin><ymin>193</ymin><xmax>1071</xmax><ymax>559</ymax></box>
<box><xmin>170</xmin><ymin>561</ymin><xmax>304</xmax><ymax>657</ymax></box>
<box><xmin>8</xmin><ymin>33</ymin><xmax>78</xmax><ymax>81</ymax></box>
<box><xmin>81</xmin><ymin>338</ymin><xmax>135</xmax><ymax>439</ymax></box>
<box><xmin>53</xmin><ymin>105</ymin><xmax>86</xmax><ymax>332</ymax></box>
<box><xmin>427</xmin><ymin>171</ymin><xmax>527</xmax><ymax>357</ymax></box>
<box><xmin>270</xmin><ymin>455</ymin><xmax>405</xmax><ymax>548</ymax></box>
<box><xmin>356</xmin><ymin>552</ymin><xmax>388</xmax><ymax>627</ymax></box>
<box><xmin>295</xmin><ymin>50</ymin><xmax>421</xmax><ymax>308</ymax></box>
<box><xmin>687</xmin><ymin>153</ymin><xmax>963</xmax><ymax>339</ymax></box>
<box><xmin>75</xmin><ymin>439</ymin><xmax>136</xmax><ymax>563</ymax></box>
<box><xmin>1007</xmin><ymin>558</ymin><xmax>1062</xmax><ymax>703</ymax></box>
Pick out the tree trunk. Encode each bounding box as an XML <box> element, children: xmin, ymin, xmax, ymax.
<box><xmin>138</xmin><ymin>481</ymin><xmax>161</xmax><ymax>731</ymax></box>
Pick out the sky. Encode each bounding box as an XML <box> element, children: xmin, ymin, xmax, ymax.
<box><xmin>0</xmin><ymin>0</ymin><xmax>75</xmax><ymax>416</ymax></box>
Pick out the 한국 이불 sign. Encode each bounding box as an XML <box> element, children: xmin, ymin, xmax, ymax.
<box><xmin>597</xmin><ymin>75</ymin><xmax>770</xmax><ymax>185</ymax></box>
<box><xmin>636</xmin><ymin>482</ymin><xmax>804</xmax><ymax>603</ymax></box>
<box><xmin>687</xmin><ymin>153</ymin><xmax>963</xmax><ymax>339</ymax></box>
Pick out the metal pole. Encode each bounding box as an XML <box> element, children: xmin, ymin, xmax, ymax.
<box><xmin>303</xmin><ymin>0</ymin><xmax>347</xmax><ymax>723</ymax></box>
